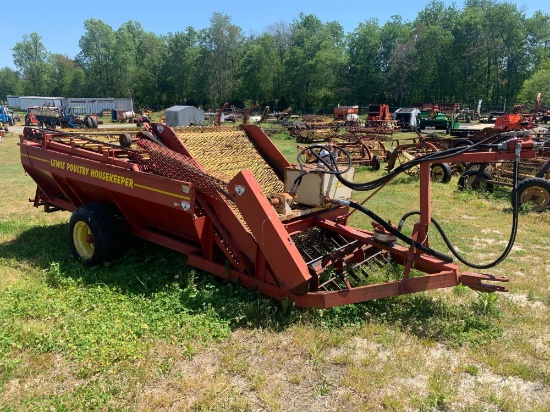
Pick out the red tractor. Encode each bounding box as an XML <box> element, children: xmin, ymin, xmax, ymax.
<box><xmin>24</xmin><ymin>106</ymin><xmax>40</xmax><ymax>126</ymax></box>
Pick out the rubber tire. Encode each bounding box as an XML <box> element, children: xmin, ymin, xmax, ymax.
<box><xmin>91</xmin><ymin>117</ymin><xmax>98</xmax><ymax>128</ymax></box>
<box><xmin>9</xmin><ymin>117</ymin><xmax>14</xmax><ymax>126</ymax></box>
<box><xmin>431</xmin><ymin>163</ymin><xmax>452</xmax><ymax>183</ymax></box>
<box><xmin>85</xmin><ymin>116</ymin><xmax>94</xmax><ymax>129</ymax></box>
<box><xmin>512</xmin><ymin>178</ymin><xmax>550</xmax><ymax>212</ymax></box>
<box><xmin>68</xmin><ymin>203</ymin><xmax>125</xmax><ymax>265</ymax></box>
<box><xmin>370</xmin><ymin>154</ymin><xmax>381</xmax><ymax>170</ymax></box>
<box><xmin>119</xmin><ymin>133</ymin><xmax>132</xmax><ymax>148</ymax></box>
<box><xmin>458</xmin><ymin>169</ymin><xmax>494</xmax><ymax>192</ymax></box>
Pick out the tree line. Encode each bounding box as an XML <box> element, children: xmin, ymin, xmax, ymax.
<box><xmin>2</xmin><ymin>0</ymin><xmax>550</xmax><ymax>114</ymax></box>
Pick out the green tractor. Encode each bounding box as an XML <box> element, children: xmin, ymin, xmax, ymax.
<box><xmin>417</xmin><ymin>110</ymin><xmax>459</xmax><ymax>134</ymax></box>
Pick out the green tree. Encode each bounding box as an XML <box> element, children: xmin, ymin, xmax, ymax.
<box><xmin>134</xmin><ymin>32</ymin><xmax>167</xmax><ymax>109</ymax></box>
<box><xmin>0</xmin><ymin>67</ymin><xmax>23</xmax><ymax>102</ymax></box>
<box><xmin>285</xmin><ymin>14</ymin><xmax>348</xmax><ymax>112</ymax></box>
<box><xmin>411</xmin><ymin>1</ymin><xmax>459</xmax><ymax>103</ymax></box>
<box><xmin>526</xmin><ymin>11</ymin><xmax>550</xmax><ymax>69</ymax></box>
<box><xmin>451</xmin><ymin>3</ymin><xmax>487</xmax><ymax>105</ymax></box>
<box><xmin>518</xmin><ymin>59</ymin><xmax>550</xmax><ymax>107</ymax></box>
<box><xmin>266</xmin><ymin>22</ymin><xmax>291</xmax><ymax>109</ymax></box>
<box><xmin>386</xmin><ymin>38</ymin><xmax>417</xmax><ymax>105</ymax></box>
<box><xmin>114</xmin><ymin>21</ymin><xmax>145</xmax><ymax>98</ymax></box>
<box><xmin>489</xmin><ymin>2</ymin><xmax>531</xmax><ymax>105</ymax></box>
<box><xmin>49</xmin><ymin>54</ymin><xmax>85</xmax><ymax>97</ymax></box>
<box><xmin>159</xmin><ymin>29</ymin><xmax>199</xmax><ymax>107</ymax></box>
<box><xmin>347</xmin><ymin>19</ymin><xmax>383</xmax><ymax>105</ymax></box>
<box><xmin>12</xmin><ymin>32</ymin><xmax>51</xmax><ymax>95</ymax></box>
<box><xmin>379</xmin><ymin>16</ymin><xmax>412</xmax><ymax>73</ymax></box>
<box><xmin>78</xmin><ymin>19</ymin><xmax>116</xmax><ymax>96</ymax></box>
<box><xmin>197</xmin><ymin>13</ymin><xmax>244</xmax><ymax>106</ymax></box>
<box><xmin>240</xmin><ymin>33</ymin><xmax>278</xmax><ymax>106</ymax></box>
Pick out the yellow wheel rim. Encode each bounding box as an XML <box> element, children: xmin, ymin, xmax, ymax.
<box><xmin>73</xmin><ymin>221</ymin><xmax>94</xmax><ymax>259</ymax></box>
<box><xmin>432</xmin><ymin>165</ymin><xmax>445</xmax><ymax>181</ymax></box>
<box><xmin>520</xmin><ymin>186</ymin><xmax>550</xmax><ymax>212</ymax></box>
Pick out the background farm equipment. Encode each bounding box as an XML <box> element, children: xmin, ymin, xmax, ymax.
<box><xmin>456</xmin><ymin>108</ymin><xmax>477</xmax><ymax>122</ymax></box>
<box><xmin>345</xmin><ymin>121</ymin><xmax>396</xmax><ymax>136</ymax></box>
<box><xmin>394</xmin><ymin>108</ymin><xmax>421</xmax><ymax>131</ymax></box>
<box><xmin>457</xmin><ymin>132</ymin><xmax>550</xmax><ymax>212</ymax></box>
<box><xmin>27</xmin><ymin>106</ymin><xmax>99</xmax><ymax>129</ymax></box>
<box><xmin>111</xmin><ymin>109</ymin><xmax>136</xmax><ymax>123</ymax></box>
<box><xmin>333</xmin><ymin>105</ymin><xmax>358</xmax><ymax>121</ymax></box>
<box><xmin>366</xmin><ymin>104</ymin><xmax>391</xmax><ymax>127</ymax></box>
<box><xmin>298</xmin><ymin>134</ymin><xmax>387</xmax><ymax>169</ymax></box>
<box><xmin>266</xmin><ymin>107</ymin><xmax>293</xmax><ymax>122</ymax></box>
<box><xmin>0</xmin><ymin>105</ymin><xmax>15</xmax><ymax>129</ymax></box>
<box><xmin>417</xmin><ymin>110</ymin><xmax>460</xmax><ymax>134</ymax></box>
<box><xmin>292</xmin><ymin>125</ymin><xmax>335</xmax><ymax>143</ymax></box>
<box><xmin>386</xmin><ymin>135</ymin><xmax>454</xmax><ymax>182</ymax></box>
<box><xmin>24</xmin><ymin>106</ymin><xmax>39</xmax><ymax>126</ymax></box>
<box><xmin>290</xmin><ymin>117</ymin><xmax>340</xmax><ymax>143</ymax></box>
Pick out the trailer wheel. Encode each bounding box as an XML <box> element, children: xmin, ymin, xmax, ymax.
<box><xmin>119</xmin><ymin>133</ymin><xmax>132</xmax><ymax>148</ymax></box>
<box><xmin>453</xmin><ymin>162</ymin><xmax>470</xmax><ymax>176</ymax></box>
<box><xmin>431</xmin><ymin>163</ymin><xmax>452</xmax><ymax>183</ymax></box>
<box><xmin>512</xmin><ymin>178</ymin><xmax>550</xmax><ymax>212</ymax></box>
<box><xmin>69</xmin><ymin>203</ymin><xmax>125</xmax><ymax>265</ymax></box>
<box><xmin>458</xmin><ymin>169</ymin><xmax>493</xmax><ymax>192</ymax></box>
<box><xmin>370</xmin><ymin>154</ymin><xmax>381</xmax><ymax>170</ymax></box>
<box><xmin>85</xmin><ymin>116</ymin><xmax>94</xmax><ymax>129</ymax></box>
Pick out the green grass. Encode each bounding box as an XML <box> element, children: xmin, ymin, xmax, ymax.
<box><xmin>1</xmin><ymin>128</ymin><xmax>549</xmax><ymax>411</ymax></box>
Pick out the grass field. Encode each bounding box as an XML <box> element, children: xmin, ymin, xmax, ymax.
<box><xmin>0</xmin><ymin>126</ymin><xmax>549</xmax><ymax>411</ymax></box>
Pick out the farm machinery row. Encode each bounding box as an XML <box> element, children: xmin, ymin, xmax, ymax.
<box><xmin>390</xmin><ymin>111</ymin><xmax>550</xmax><ymax>211</ymax></box>
<box><xmin>19</xmin><ymin>119</ymin><xmax>545</xmax><ymax>308</ymax></box>
<box><xmin>25</xmin><ymin>106</ymin><xmax>100</xmax><ymax>129</ymax></box>
<box><xmin>291</xmin><ymin>106</ymin><xmax>550</xmax><ymax>210</ymax></box>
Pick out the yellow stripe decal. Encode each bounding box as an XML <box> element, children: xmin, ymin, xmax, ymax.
<box><xmin>27</xmin><ymin>154</ymin><xmax>50</xmax><ymax>163</ymax></box>
<box><xmin>134</xmin><ymin>183</ymin><xmax>190</xmax><ymax>200</ymax></box>
<box><xmin>23</xmin><ymin>152</ymin><xmax>190</xmax><ymax>201</ymax></box>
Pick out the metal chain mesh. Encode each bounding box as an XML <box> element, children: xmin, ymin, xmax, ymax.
<box><xmin>129</xmin><ymin>128</ymin><xmax>284</xmax><ymax>207</ymax></box>
<box><xmin>174</xmin><ymin>128</ymin><xmax>284</xmax><ymax>196</ymax></box>
<box><xmin>132</xmin><ymin>139</ymin><xmax>232</xmax><ymax>202</ymax></box>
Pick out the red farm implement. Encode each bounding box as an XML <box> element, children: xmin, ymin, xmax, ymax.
<box><xmin>19</xmin><ymin>124</ymin><xmax>542</xmax><ymax>308</ymax></box>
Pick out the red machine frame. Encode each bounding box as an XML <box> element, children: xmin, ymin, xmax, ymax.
<box><xmin>19</xmin><ymin>125</ymin><xmax>538</xmax><ymax>308</ymax></box>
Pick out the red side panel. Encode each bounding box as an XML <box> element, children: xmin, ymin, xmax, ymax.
<box><xmin>228</xmin><ymin>170</ymin><xmax>311</xmax><ymax>291</ymax></box>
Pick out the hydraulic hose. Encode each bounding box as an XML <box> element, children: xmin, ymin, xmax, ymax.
<box><xmin>296</xmin><ymin>132</ymin><xmax>524</xmax><ymax>269</ymax></box>
<box><xmin>338</xmin><ymin>200</ymin><xmax>454</xmax><ymax>264</ymax></box>
<box><xmin>396</xmin><ymin>143</ymin><xmax>522</xmax><ymax>269</ymax></box>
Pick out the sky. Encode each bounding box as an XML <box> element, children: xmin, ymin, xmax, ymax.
<box><xmin>4</xmin><ymin>0</ymin><xmax>549</xmax><ymax>70</ymax></box>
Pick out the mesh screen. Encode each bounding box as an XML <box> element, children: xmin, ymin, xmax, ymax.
<box><xmin>129</xmin><ymin>128</ymin><xmax>284</xmax><ymax>212</ymax></box>
<box><xmin>174</xmin><ymin>128</ymin><xmax>284</xmax><ymax>196</ymax></box>
<box><xmin>132</xmin><ymin>139</ymin><xmax>232</xmax><ymax>202</ymax></box>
